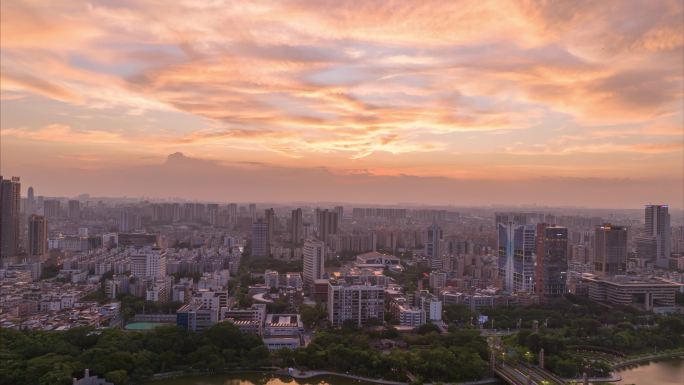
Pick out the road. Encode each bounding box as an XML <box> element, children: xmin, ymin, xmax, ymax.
<box><xmin>494</xmin><ymin>363</ymin><xmax>567</xmax><ymax>385</ymax></box>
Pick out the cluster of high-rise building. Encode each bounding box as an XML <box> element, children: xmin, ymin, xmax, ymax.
<box><xmin>1</xmin><ymin>174</ymin><xmax>682</xmax><ymax>337</ymax></box>
<box><xmin>0</xmin><ymin>176</ymin><xmax>21</xmax><ymax>262</ymax></box>
<box><xmin>484</xmin><ymin>206</ymin><xmax>675</xmax><ymax>302</ymax></box>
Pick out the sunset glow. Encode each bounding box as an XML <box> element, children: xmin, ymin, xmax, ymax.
<box><xmin>1</xmin><ymin>0</ymin><xmax>682</xmax><ymax>206</ymax></box>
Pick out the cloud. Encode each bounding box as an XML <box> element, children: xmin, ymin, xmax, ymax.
<box><xmin>0</xmin><ymin>0</ymin><xmax>682</xmax><ymax>191</ymax></box>
<box><xmin>1</xmin><ymin>124</ymin><xmax>123</xmax><ymax>144</ymax></box>
<box><xmin>0</xmin><ymin>72</ymin><xmax>82</xmax><ymax>103</ymax></box>
<box><xmin>504</xmin><ymin>140</ymin><xmax>683</xmax><ymax>155</ymax></box>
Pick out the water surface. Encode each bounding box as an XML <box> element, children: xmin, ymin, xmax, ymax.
<box><xmin>144</xmin><ymin>359</ymin><xmax>684</xmax><ymax>385</ymax></box>
<box><xmin>615</xmin><ymin>359</ymin><xmax>683</xmax><ymax>385</ymax></box>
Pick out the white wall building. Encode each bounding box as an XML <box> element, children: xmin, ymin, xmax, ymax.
<box><xmin>130</xmin><ymin>248</ymin><xmax>167</xmax><ymax>279</ymax></box>
<box><xmin>328</xmin><ymin>277</ymin><xmax>384</xmax><ymax>327</ymax></box>
<box><xmin>303</xmin><ymin>238</ymin><xmax>325</xmax><ymax>289</ymax></box>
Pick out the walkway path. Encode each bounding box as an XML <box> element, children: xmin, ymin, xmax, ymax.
<box><xmin>612</xmin><ymin>350</ymin><xmax>684</xmax><ymax>369</ymax></box>
<box><xmin>289</xmin><ymin>370</ymin><xmax>405</xmax><ymax>385</ymax></box>
<box><xmin>288</xmin><ymin>369</ymin><xmax>500</xmax><ymax>385</ymax></box>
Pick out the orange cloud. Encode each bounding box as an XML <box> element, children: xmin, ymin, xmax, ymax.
<box><xmin>505</xmin><ymin>141</ymin><xmax>683</xmax><ymax>155</ymax></box>
<box><xmin>0</xmin><ymin>0</ymin><xmax>682</xmax><ymax>185</ymax></box>
<box><xmin>1</xmin><ymin>124</ymin><xmax>124</xmax><ymax>145</ymax></box>
<box><xmin>1</xmin><ymin>72</ymin><xmax>82</xmax><ymax>103</ymax></box>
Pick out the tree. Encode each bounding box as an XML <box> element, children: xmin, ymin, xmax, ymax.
<box><xmin>0</xmin><ymin>317</ymin><xmax>279</xmax><ymax>385</ymax></box>
<box><xmin>443</xmin><ymin>304</ymin><xmax>475</xmax><ymax>325</ymax></box>
<box><xmin>300</xmin><ymin>304</ymin><xmax>326</xmax><ymax>329</ymax></box>
<box><xmin>189</xmin><ymin>345</ymin><xmax>224</xmax><ymax>371</ymax></box>
<box><xmin>415</xmin><ymin>323</ymin><xmax>440</xmax><ymax>335</ymax></box>
<box><xmin>63</xmin><ymin>327</ymin><xmax>99</xmax><ymax>351</ymax></box>
<box><xmin>342</xmin><ymin>319</ymin><xmax>360</xmax><ymax>331</ymax></box>
<box><xmin>271</xmin><ymin>348</ymin><xmax>294</xmax><ymax>366</ymax></box>
<box><xmin>246</xmin><ymin>345</ymin><xmax>270</xmax><ymax>367</ymax></box>
<box><xmin>382</xmin><ymin>326</ymin><xmax>400</xmax><ymax>339</ymax></box>
<box><xmin>105</xmin><ymin>370</ymin><xmax>128</xmax><ymax>385</ymax></box>
<box><xmin>517</xmin><ymin>329</ymin><xmax>531</xmax><ymax>346</ymax></box>
<box><xmin>266</xmin><ymin>298</ymin><xmax>291</xmax><ymax>313</ymax></box>
<box><xmin>553</xmin><ymin>358</ymin><xmax>579</xmax><ymax>378</ymax></box>
<box><xmin>659</xmin><ymin>316</ymin><xmax>684</xmax><ymax>333</ymax></box>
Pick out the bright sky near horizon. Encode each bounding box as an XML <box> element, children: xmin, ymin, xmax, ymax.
<box><xmin>1</xmin><ymin>1</ymin><xmax>683</xmax><ymax>207</ymax></box>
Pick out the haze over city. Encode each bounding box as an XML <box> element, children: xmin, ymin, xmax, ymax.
<box><xmin>3</xmin><ymin>2</ymin><xmax>684</xmax><ymax>385</ymax></box>
<box><xmin>1</xmin><ymin>0</ymin><xmax>683</xmax><ymax>207</ymax></box>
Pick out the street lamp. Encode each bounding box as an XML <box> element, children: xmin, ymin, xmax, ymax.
<box><xmin>524</xmin><ymin>351</ymin><xmax>533</xmax><ymax>365</ymax></box>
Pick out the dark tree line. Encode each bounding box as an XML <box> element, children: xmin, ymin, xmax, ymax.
<box><xmin>0</xmin><ymin>322</ymin><xmax>268</xmax><ymax>385</ymax></box>
<box><xmin>276</xmin><ymin>327</ymin><xmax>489</xmax><ymax>383</ymax></box>
<box><xmin>489</xmin><ymin>295</ymin><xmax>684</xmax><ymax>378</ymax></box>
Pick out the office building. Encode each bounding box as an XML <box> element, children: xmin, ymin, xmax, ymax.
<box><xmin>594</xmin><ymin>224</ymin><xmax>627</xmax><ymax>276</ymax></box>
<box><xmin>146</xmin><ymin>277</ymin><xmax>173</xmax><ymax>303</ymax></box>
<box><xmin>251</xmin><ymin>218</ymin><xmax>270</xmax><ymax>258</ymax></box>
<box><xmin>0</xmin><ymin>176</ymin><xmax>21</xmax><ymax>261</ymax></box>
<box><xmin>265</xmin><ymin>208</ymin><xmax>275</xmax><ymax>243</ymax></box>
<box><xmin>262</xmin><ymin>314</ymin><xmax>304</xmax><ymax>351</ymax></box>
<box><xmin>68</xmin><ymin>200</ymin><xmax>81</xmax><ymax>220</ymax></box>
<box><xmin>118</xmin><ymin>232</ymin><xmax>158</xmax><ymax>248</ymax></box>
<box><xmin>119</xmin><ymin>209</ymin><xmax>141</xmax><ymax>232</ymax></box>
<box><xmin>422</xmin><ymin>296</ymin><xmax>442</xmax><ymax>321</ymax></box>
<box><xmin>207</xmin><ymin>203</ymin><xmax>218</xmax><ymax>225</ymax></box>
<box><xmin>351</xmin><ymin>207</ymin><xmax>405</xmax><ymax>220</ymax></box>
<box><xmin>285</xmin><ymin>272</ymin><xmax>303</xmax><ymax>290</ymax></box>
<box><xmin>264</xmin><ymin>313</ymin><xmax>304</xmax><ymax>336</ymax></box>
<box><xmin>399</xmin><ymin>306</ymin><xmax>426</xmax><ymax>327</ymax></box>
<box><xmin>315</xmin><ymin>209</ymin><xmax>339</xmax><ymax>242</ymax></box>
<box><xmin>391</xmin><ymin>298</ymin><xmax>426</xmax><ymax>327</ymax></box>
<box><xmin>535</xmin><ymin>225</ymin><xmax>568</xmax><ymax>299</ymax></box>
<box><xmin>176</xmin><ymin>302</ymin><xmax>218</xmax><ymax>332</ymax></box>
<box><xmin>495</xmin><ymin>212</ymin><xmax>529</xmax><ymax>226</ymax></box>
<box><xmin>290</xmin><ymin>208</ymin><xmax>303</xmax><ymax>245</ymax></box>
<box><xmin>28</xmin><ymin>215</ymin><xmax>48</xmax><ymax>259</ymax></box>
<box><xmin>334</xmin><ymin>205</ymin><xmax>344</xmax><ymax>220</ymax></box>
<box><xmin>265</xmin><ymin>269</ymin><xmax>280</xmax><ymax>289</ymax></box>
<box><xmin>328</xmin><ymin>276</ymin><xmax>384</xmax><ymax>327</ymax></box>
<box><xmin>442</xmin><ymin>292</ymin><xmax>495</xmax><ymax>312</ymax></box>
<box><xmin>498</xmin><ymin>222</ymin><xmax>536</xmax><ymax>292</ymax></box>
<box><xmin>645</xmin><ymin>205</ymin><xmax>671</xmax><ymax>268</ymax></box>
<box><xmin>43</xmin><ymin>199</ymin><xmax>61</xmax><ymax>218</ymax></box>
<box><xmin>425</xmin><ymin>222</ymin><xmax>443</xmax><ymax>262</ymax></box>
<box><xmin>428</xmin><ymin>271</ymin><xmax>447</xmax><ymax>291</ymax></box>
<box><xmin>635</xmin><ymin>236</ymin><xmax>658</xmax><ymax>263</ymax></box>
<box><xmin>673</xmin><ymin>226</ymin><xmax>684</xmax><ymax>253</ymax></box>
<box><xmin>181</xmin><ymin>203</ymin><xmax>194</xmax><ymax>221</ymax></box>
<box><xmin>248</xmin><ymin>203</ymin><xmax>256</xmax><ymax>221</ymax></box>
<box><xmin>227</xmin><ymin>203</ymin><xmax>238</xmax><ymax>222</ymax></box>
<box><xmin>26</xmin><ymin>186</ymin><xmax>35</xmax><ymax>214</ymax></box>
<box><xmin>303</xmin><ymin>238</ymin><xmax>325</xmax><ymax>289</ymax></box>
<box><xmin>130</xmin><ymin>248</ymin><xmax>167</xmax><ymax>279</ymax></box>
<box><xmin>193</xmin><ymin>290</ymin><xmax>228</xmax><ymax>311</ymax></box>
<box><xmin>222</xmin><ymin>304</ymin><xmax>267</xmax><ymax>335</ymax></box>
<box><xmin>582</xmin><ymin>275</ymin><xmax>681</xmax><ymax>311</ymax></box>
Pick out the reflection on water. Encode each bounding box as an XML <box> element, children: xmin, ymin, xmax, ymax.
<box><xmin>144</xmin><ymin>372</ymin><xmax>375</xmax><ymax>385</ymax></box>
<box><xmin>144</xmin><ymin>360</ymin><xmax>684</xmax><ymax>385</ymax></box>
<box><xmin>615</xmin><ymin>359</ymin><xmax>684</xmax><ymax>385</ymax></box>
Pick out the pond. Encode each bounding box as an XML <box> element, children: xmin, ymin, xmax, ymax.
<box><xmin>615</xmin><ymin>358</ymin><xmax>683</xmax><ymax>385</ymax></box>
<box><xmin>142</xmin><ymin>359</ymin><xmax>684</xmax><ymax>385</ymax></box>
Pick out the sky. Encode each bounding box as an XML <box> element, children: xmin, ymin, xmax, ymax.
<box><xmin>1</xmin><ymin>0</ymin><xmax>683</xmax><ymax>207</ymax></box>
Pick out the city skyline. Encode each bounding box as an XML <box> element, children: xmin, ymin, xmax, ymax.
<box><xmin>2</xmin><ymin>3</ymin><xmax>684</xmax><ymax>385</ymax></box>
<box><xmin>2</xmin><ymin>152</ymin><xmax>683</xmax><ymax>209</ymax></box>
<box><xmin>1</xmin><ymin>1</ymin><xmax>683</xmax><ymax>208</ymax></box>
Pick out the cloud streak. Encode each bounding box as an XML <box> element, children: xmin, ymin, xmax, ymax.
<box><xmin>0</xmin><ymin>0</ymin><xmax>682</xmax><ymax>205</ymax></box>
